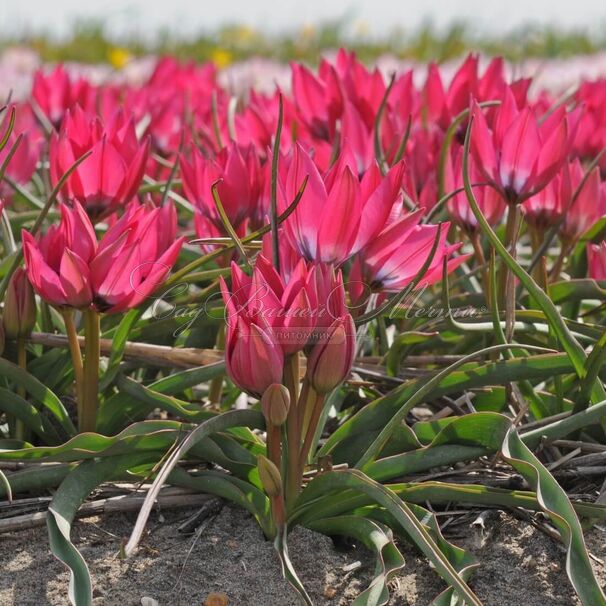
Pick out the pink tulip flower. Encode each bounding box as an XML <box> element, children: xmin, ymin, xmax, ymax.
<box><xmin>424</xmin><ymin>55</ymin><xmax>530</xmax><ymax>131</ymax></box>
<box><xmin>181</xmin><ymin>142</ymin><xmax>264</xmax><ymax>232</ymax></box>
<box><xmin>22</xmin><ymin>200</ymin><xmax>183</xmax><ymax>313</ymax></box>
<box><xmin>220</xmin><ymin>255</ymin><xmax>318</xmax><ymax>357</ymax></box>
<box><xmin>278</xmin><ymin>144</ymin><xmax>405</xmax><ymax>264</ymax></box>
<box><xmin>50</xmin><ymin>106</ymin><xmax>150</xmax><ymax>221</ymax></box>
<box><xmin>291</xmin><ymin>61</ymin><xmax>342</xmax><ymax>142</ymax></box>
<box><xmin>3</xmin><ymin>267</ymin><xmax>36</xmax><ymax>340</ymax></box>
<box><xmin>574</xmin><ymin>80</ymin><xmax>606</xmax><ymax>174</ymax></box>
<box><xmin>470</xmin><ymin>90</ymin><xmax>575</xmax><ymax>203</ymax></box>
<box><xmin>349</xmin><ymin>212</ymin><xmax>467</xmax><ymax>305</ymax></box>
<box><xmin>0</xmin><ymin>103</ymin><xmax>43</xmax><ymax>201</ymax></box>
<box><xmin>560</xmin><ymin>163</ymin><xmax>606</xmax><ymax>243</ymax></box>
<box><xmin>306</xmin><ymin>315</ymin><xmax>356</xmax><ymax>394</ymax></box>
<box><xmin>445</xmin><ymin>147</ymin><xmax>506</xmax><ymax>233</ymax></box>
<box><xmin>522</xmin><ymin>163</ymin><xmax>571</xmax><ymax>233</ymax></box>
<box><xmin>32</xmin><ymin>65</ymin><xmax>96</xmax><ymax>128</ymax></box>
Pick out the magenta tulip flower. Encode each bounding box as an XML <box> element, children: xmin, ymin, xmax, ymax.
<box><xmin>50</xmin><ymin>106</ymin><xmax>150</xmax><ymax>220</ymax></box>
<box><xmin>279</xmin><ymin>145</ymin><xmax>405</xmax><ymax>264</ymax></box>
<box><xmin>0</xmin><ymin>103</ymin><xmax>43</xmax><ymax>202</ymax></box>
<box><xmin>22</xmin><ymin>200</ymin><xmax>183</xmax><ymax>313</ymax></box>
<box><xmin>32</xmin><ymin>65</ymin><xmax>95</xmax><ymax>128</ymax></box>
<box><xmin>349</xmin><ymin>213</ymin><xmax>467</xmax><ymax>305</ymax></box>
<box><xmin>291</xmin><ymin>61</ymin><xmax>342</xmax><ymax>142</ymax></box>
<box><xmin>445</xmin><ymin>147</ymin><xmax>506</xmax><ymax>233</ymax></box>
<box><xmin>522</xmin><ymin>163</ymin><xmax>572</xmax><ymax>233</ymax></box>
<box><xmin>221</xmin><ymin>255</ymin><xmax>318</xmax><ymax>357</ymax></box>
<box><xmin>3</xmin><ymin>268</ymin><xmax>36</xmax><ymax>340</ymax></box>
<box><xmin>470</xmin><ymin>90</ymin><xmax>575</xmax><ymax>203</ymax></box>
<box><xmin>574</xmin><ymin>80</ymin><xmax>606</xmax><ymax>174</ymax></box>
<box><xmin>306</xmin><ymin>315</ymin><xmax>356</xmax><ymax>394</ymax></box>
<box><xmin>560</xmin><ymin>163</ymin><xmax>605</xmax><ymax>243</ymax></box>
<box><xmin>424</xmin><ymin>55</ymin><xmax>530</xmax><ymax>130</ymax></box>
<box><xmin>181</xmin><ymin>142</ymin><xmax>263</xmax><ymax>232</ymax></box>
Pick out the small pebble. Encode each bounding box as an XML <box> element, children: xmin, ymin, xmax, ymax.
<box><xmin>523</xmin><ymin>555</ymin><xmax>537</xmax><ymax>570</ymax></box>
<box><xmin>204</xmin><ymin>592</ymin><xmax>228</xmax><ymax>606</ymax></box>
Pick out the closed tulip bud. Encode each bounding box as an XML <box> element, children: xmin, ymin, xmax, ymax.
<box><xmin>587</xmin><ymin>242</ymin><xmax>606</xmax><ymax>281</ymax></box>
<box><xmin>257</xmin><ymin>455</ymin><xmax>282</xmax><ymax>498</ymax></box>
<box><xmin>3</xmin><ymin>268</ymin><xmax>36</xmax><ymax>340</ymax></box>
<box><xmin>261</xmin><ymin>383</ymin><xmax>290</xmax><ymax>427</ymax></box>
<box><xmin>307</xmin><ymin>316</ymin><xmax>356</xmax><ymax>394</ymax></box>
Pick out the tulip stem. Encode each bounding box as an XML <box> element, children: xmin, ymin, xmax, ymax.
<box><xmin>15</xmin><ymin>338</ymin><xmax>27</xmax><ymax>442</ymax></box>
<box><xmin>62</xmin><ymin>310</ymin><xmax>84</xmax><ymax>421</ymax></box>
<box><xmin>266</xmin><ymin>425</ymin><xmax>282</xmax><ymax>470</ymax></box>
<box><xmin>80</xmin><ymin>309</ymin><xmax>100</xmax><ymax>433</ymax></box>
<box><xmin>500</xmin><ymin>204</ymin><xmax>522</xmax><ymax>341</ymax></box>
<box><xmin>550</xmin><ymin>240</ymin><xmax>571</xmax><ymax>282</ymax></box>
<box><xmin>208</xmin><ymin>325</ymin><xmax>225</xmax><ymax>405</ymax></box>
<box><xmin>528</xmin><ymin>226</ymin><xmax>546</xmax><ymax>286</ymax></box>
<box><xmin>284</xmin><ymin>353</ymin><xmax>301</xmax><ymax>509</ymax></box>
<box><xmin>299</xmin><ymin>385</ymin><xmax>325</xmax><ymax>469</ymax></box>
<box><xmin>470</xmin><ymin>231</ymin><xmax>490</xmax><ymax>306</ymax></box>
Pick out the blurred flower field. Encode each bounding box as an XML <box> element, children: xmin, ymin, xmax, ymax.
<box><xmin>2</xmin><ymin>19</ymin><xmax>606</xmax><ymax>606</ymax></box>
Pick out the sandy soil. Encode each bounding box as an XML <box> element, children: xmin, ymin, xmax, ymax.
<box><xmin>0</xmin><ymin>504</ymin><xmax>604</xmax><ymax>605</ymax></box>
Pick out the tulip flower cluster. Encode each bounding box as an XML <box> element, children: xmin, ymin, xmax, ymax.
<box><xmin>3</xmin><ymin>45</ymin><xmax>606</xmax><ymax>606</ymax></box>
<box><xmin>221</xmin><ymin>254</ymin><xmax>355</xmax><ymax>513</ymax></box>
<box><xmin>2</xmin><ymin>47</ymin><xmax>606</xmax><ymax>445</ymax></box>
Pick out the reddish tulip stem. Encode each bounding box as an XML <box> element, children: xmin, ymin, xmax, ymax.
<box><xmin>208</xmin><ymin>325</ymin><xmax>225</xmax><ymax>405</ymax></box>
<box><xmin>299</xmin><ymin>386</ymin><xmax>325</xmax><ymax>470</ymax></box>
<box><xmin>470</xmin><ymin>230</ymin><xmax>490</xmax><ymax>306</ymax></box>
<box><xmin>270</xmin><ymin>494</ymin><xmax>286</xmax><ymax>531</ymax></box>
<box><xmin>529</xmin><ymin>226</ymin><xmax>543</xmax><ymax>257</ymax></box>
<box><xmin>283</xmin><ymin>353</ymin><xmax>301</xmax><ymax>510</ymax></box>
<box><xmin>500</xmin><ymin>204</ymin><xmax>521</xmax><ymax>341</ymax></box>
<box><xmin>266</xmin><ymin>425</ymin><xmax>282</xmax><ymax>470</ymax></box>
<box><xmin>550</xmin><ymin>239</ymin><xmax>571</xmax><ymax>282</ymax></box>
<box><xmin>80</xmin><ymin>309</ymin><xmax>100</xmax><ymax>433</ymax></box>
<box><xmin>296</xmin><ymin>379</ymin><xmax>311</xmax><ymax>436</ymax></box>
<box><xmin>15</xmin><ymin>338</ymin><xmax>27</xmax><ymax>442</ymax></box>
<box><xmin>62</xmin><ymin>310</ymin><xmax>84</xmax><ymax>420</ymax></box>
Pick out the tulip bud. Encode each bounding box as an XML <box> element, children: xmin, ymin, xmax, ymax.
<box><xmin>261</xmin><ymin>384</ymin><xmax>290</xmax><ymax>427</ymax></box>
<box><xmin>257</xmin><ymin>455</ymin><xmax>282</xmax><ymax>498</ymax></box>
<box><xmin>307</xmin><ymin>316</ymin><xmax>356</xmax><ymax>394</ymax></box>
<box><xmin>3</xmin><ymin>268</ymin><xmax>36</xmax><ymax>340</ymax></box>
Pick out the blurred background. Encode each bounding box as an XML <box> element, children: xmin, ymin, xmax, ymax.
<box><xmin>2</xmin><ymin>0</ymin><xmax>606</xmax><ymax>63</ymax></box>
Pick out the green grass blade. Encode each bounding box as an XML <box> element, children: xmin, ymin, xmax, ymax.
<box><xmin>0</xmin><ymin>357</ymin><xmax>76</xmax><ymax>436</ymax></box>
<box><xmin>462</xmin><ymin>116</ymin><xmax>606</xmax><ymax>406</ymax></box>
<box><xmin>502</xmin><ymin>428</ymin><xmax>606</xmax><ymax>605</ymax></box>
<box><xmin>355</xmin><ymin>344</ymin><xmax>554</xmax><ymax>469</ymax></box>
<box><xmin>308</xmin><ymin>516</ymin><xmax>405</xmax><ymax>606</ymax></box>
<box><xmin>124</xmin><ymin>409</ymin><xmax>264</xmax><ymax>556</ymax></box>
<box><xmin>47</xmin><ymin>454</ymin><xmax>152</xmax><ymax>606</ymax></box>
<box><xmin>319</xmin><ymin>353</ymin><xmax>576</xmax><ymax>465</ymax></box>
<box><xmin>99</xmin><ymin>309</ymin><xmax>142</xmax><ymax>391</ymax></box>
<box><xmin>297</xmin><ymin>469</ymin><xmax>483</xmax><ymax>606</ymax></box>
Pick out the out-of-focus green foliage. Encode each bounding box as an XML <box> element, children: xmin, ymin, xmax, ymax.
<box><xmin>2</xmin><ymin>19</ymin><xmax>606</xmax><ymax>65</ymax></box>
